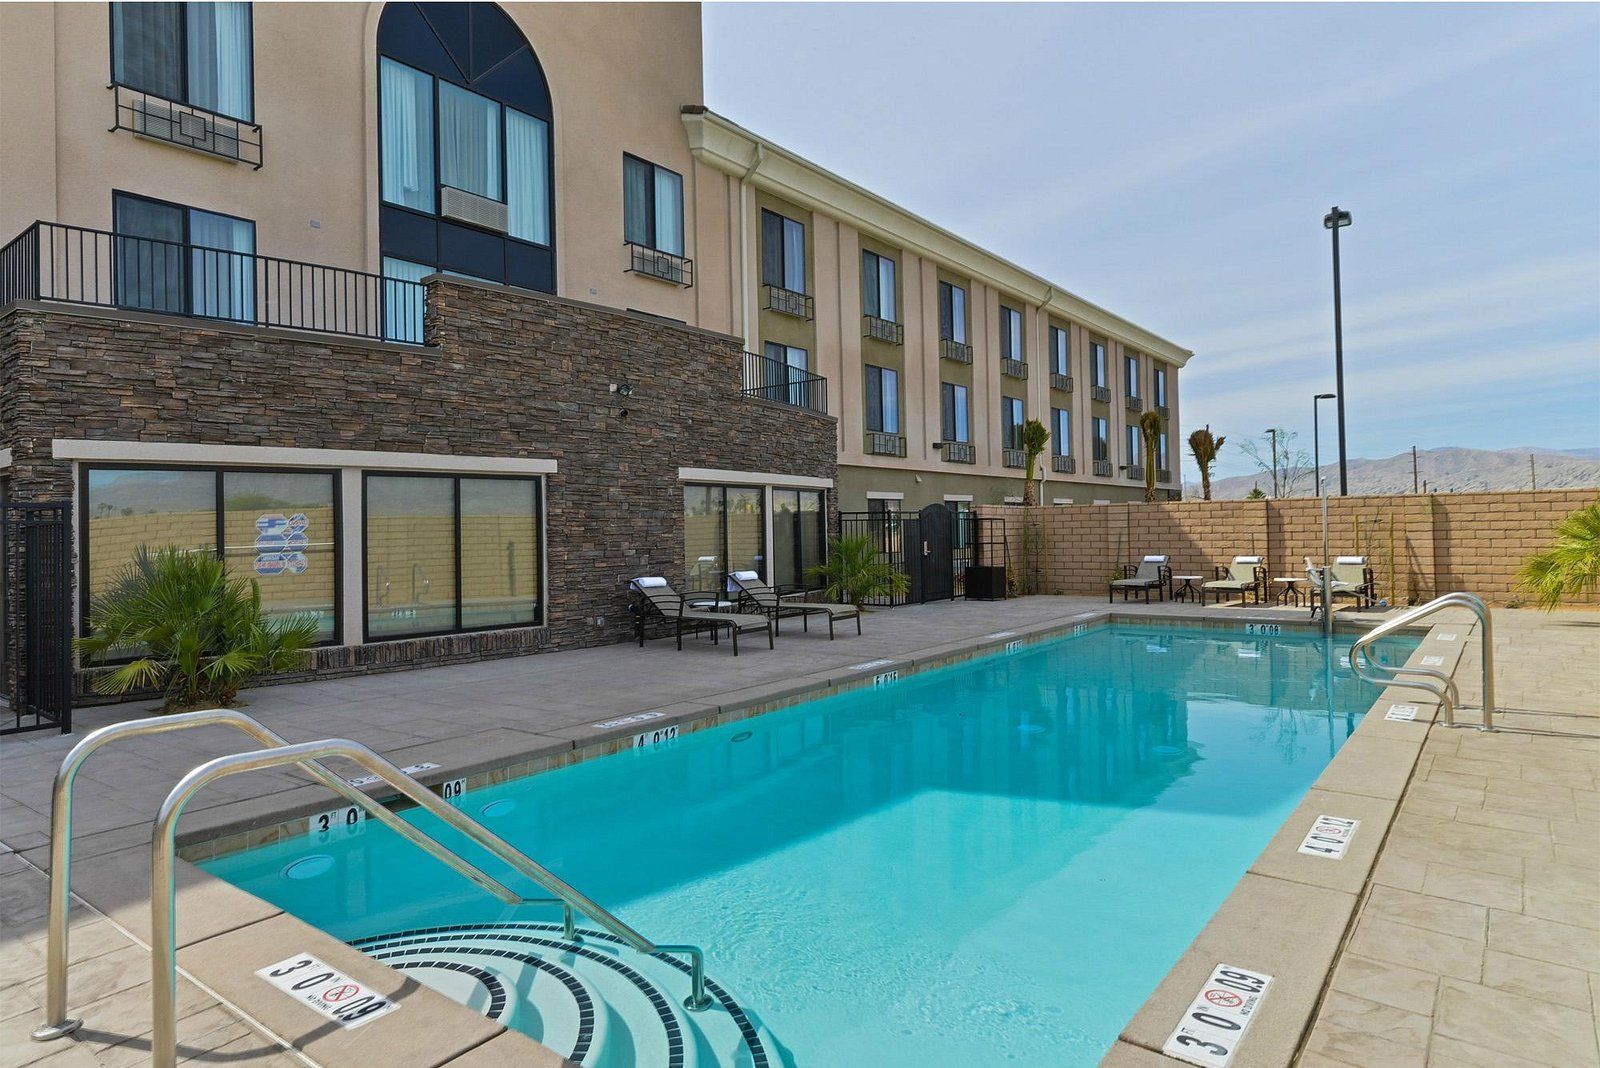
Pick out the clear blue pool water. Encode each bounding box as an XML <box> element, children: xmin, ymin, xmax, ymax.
<box><xmin>206</xmin><ymin>623</ymin><xmax>1416</xmax><ymax>1066</ymax></box>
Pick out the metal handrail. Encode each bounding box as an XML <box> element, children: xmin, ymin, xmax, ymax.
<box><xmin>1350</xmin><ymin>592</ymin><xmax>1495</xmax><ymax>731</ymax></box>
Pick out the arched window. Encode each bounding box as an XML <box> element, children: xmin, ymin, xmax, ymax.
<box><xmin>378</xmin><ymin>2</ymin><xmax>554</xmax><ymax>302</ymax></box>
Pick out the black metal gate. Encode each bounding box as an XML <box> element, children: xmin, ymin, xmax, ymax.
<box><xmin>917</xmin><ymin>503</ymin><xmax>955</xmax><ymax>602</ymax></box>
<box><xmin>838</xmin><ymin>505</ymin><xmax>963</xmax><ymax>607</ymax></box>
<box><xmin>2</xmin><ymin>502</ymin><xmax>74</xmax><ymax>735</ymax></box>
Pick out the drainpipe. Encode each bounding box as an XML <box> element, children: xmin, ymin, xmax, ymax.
<box><xmin>738</xmin><ymin>143</ymin><xmax>767</xmax><ymax>353</ymax></box>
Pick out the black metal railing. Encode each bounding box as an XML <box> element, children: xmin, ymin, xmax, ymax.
<box><xmin>1052</xmin><ymin>455</ymin><xmax>1076</xmax><ymax>474</ymax></box>
<box><xmin>863</xmin><ymin>316</ymin><xmax>903</xmax><ymax>345</ymax></box>
<box><xmin>943</xmin><ymin>441</ymin><xmax>975</xmax><ymax>464</ymax></box>
<box><xmin>1093</xmin><ymin>459</ymin><xmax>1113</xmax><ymax>477</ymax></box>
<box><xmin>866</xmin><ymin>431</ymin><xmax>907</xmax><ymax>457</ymax></box>
<box><xmin>1002</xmin><ymin>448</ymin><xmax>1026</xmax><ymax>469</ymax></box>
<box><xmin>1125</xmin><ymin>465</ymin><xmax>1143</xmax><ymax>480</ymax></box>
<box><xmin>763</xmin><ymin>284</ymin><xmax>813</xmax><ymax>320</ymax></box>
<box><xmin>111</xmin><ymin>84</ymin><xmax>264</xmax><ymax>168</ymax></box>
<box><xmin>625</xmin><ymin>242</ymin><xmax>693</xmax><ymax>287</ymax></box>
<box><xmin>1051</xmin><ymin>372</ymin><xmax>1073</xmax><ymax>393</ymax></box>
<box><xmin>1158</xmin><ymin>468</ymin><xmax>1172</xmax><ymax>483</ymax></box>
<box><xmin>1125</xmin><ymin>395</ymin><xmax>1143</xmax><ymax>413</ymax></box>
<box><xmin>1158</xmin><ymin>404</ymin><xmax>1171</xmax><ymax>422</ymax></box>
<box><xmin>1090</xmin><ymin>385</ymin><xmax>1111</xmax><ymax>403</ymax></box>
<box><xmin>741</xmin><ymin>349</ymin><xmax>827</xmax><ymax>412</ymax></box>
<box><xmin>1001</xmin><ymin>358</ymin><xmax>1028</xmax><ymax>380</ymax></box>
<box><xmin>940</xmin><ymin>337</ymin><xmax>972</xmax><ymax>363</ymax></box>
<box><xmin>0</xmin><ymin>221</ymin><xmax>425</xmax><ymax>344</ymax></box>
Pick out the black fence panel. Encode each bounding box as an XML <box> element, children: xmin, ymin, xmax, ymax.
<box><xmin>838</xmin><ymin>506</ymin><xmax>969</xmax><ymax>606</ymax></box>
<box><xmin>2</xmin><ymin>502</ymin><xmax>73</xmax><ymax>735</ymax></box>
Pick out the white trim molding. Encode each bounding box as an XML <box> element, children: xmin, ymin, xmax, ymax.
<box><xmin>676</xmin><ymin>466</ymin><xmax>833</xmax><ymax>490</ymax></box>
<box><xmin>865</xmin><ymin>490</ymin><xmax>906</xmax><ymax>501</ymax></box>
<box><xmin>51</xmin><ymin>440</ymin><xmax>558</xmax><ymax>475</ymax></box>
<box><xmin>942</xmin><ymin>493</ymin><xmax>973</xmax><ymax>503</ymax></box>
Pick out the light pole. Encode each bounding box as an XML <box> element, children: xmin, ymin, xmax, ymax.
<box><xmin>1314</xmin><ymin>393</ymin><xmax>1337</xmax><ymax>635</ymax></box>
<box><xmin>1265</xmin><ymin>428</ymin><xmax>1280</xmax><ymax>498</ymax></box>
<box><xmin>1323</xmin><ymin>206</ymin><xmax>1352</xmax><ymax>495</ymax></box>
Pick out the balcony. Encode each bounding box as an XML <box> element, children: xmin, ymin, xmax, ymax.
<box><xmin>942</xmin><ymin>441</ymin><xmax>976</xmax><ymax>464</ymax></box>
<box><xmin>111</xmin><ymin>84</ymin><xmax>263</xmax><ymax>168</ymax></box>
<box><xmin>625</xmin><ymin>242</ymin><xmax>693</xmax><ymax>287</ymax></box>
<box><xmin>1093</xmin><ymin>459</ymin><xmax>1113</xmax><ymax>477</ymax></box>
<box><xmin>764</xmin><ymin>284</ymin><xmax>813</xmax><ymax>320</ymax></box>
<box><xmin>1002</xmin><ymin>448</ymin><xmax>1026</xmax><ymax>469</ymax></box>
<box><xmin>741</xmin><ymin>349</ymin><xmax>828</xmax><ymax>413</ymax></box>
<box><xmin>1001</xmin><ymin>358</ymin><xmax>1028</xmax><ymax>380</ymax></box>
<box><xmin>0</xmin><ymin>221</ymin><xmax>423</xmax><ymax>343</ymax></box>
<box><xmin>1090</xmin><ymin>385</ymin><xmax>1111</xmax><ymax>403</ymax></box>
<box><xmin>940</xmin><ymin>337</ymin><xmax>973</xmax><ymax>364</ymax></box>
<box><xmin>1050</xmin><ymin>372</ymin><xmax>1073</xmax><ymax>393</ymax></box>
<box><xmin>863</xmin><ymin>315</ymin><xmax>903</xmax><ymax>345</ymax></box>
<box><xmin>866</xmin><ymin>431</ymin><xmax>907</xmax><ymax>457</ymax></box>
<box><xmin>1052</xmin><ymin>455</ymin><xmax>1076</xmax><ymax>474</ymax></box>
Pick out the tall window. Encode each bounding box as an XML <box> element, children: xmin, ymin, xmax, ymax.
<box><xmin>1126</xmin><ymin>424</ymin><xmax>1143</xmax><ymax>467</ymax></box>
<box><xmin>113</xmin><ymin>192</ymin><xmax>255</xmax><ymax>322</ymax></box>
<box><xmin>761</xmin><ymin>209</ymin><xmax>806</xmax><ymax>292</ymax></box>
<box><xmin>1125</xmin><ymin>354</ymin><xmax>1141</xmax><ymax>399</ymax></box>
<box><xmin>941</xmin><ymin>383</ymin><xmax>970</xmax><ymax>443</ymax></box>
<box><xmin>623</xmin><ymin>155</ymin><xmax>684</xmax><ymax>256</ymax></box>
<box><xmin>1158</xmin><ymin>431</ymin><xmax>1170</xmax><ymax>470</ymax></box>
<box><xmin>772</xmin><ymin>489</ymin><xmax>826</xmax><ymax>592</ymax></box>
<box><xmin>1002</xmin><ymin>396</ymin><xmax>1025</xmax><ymax>449</ymax></box>
<box><xmin>111</xmin><ymin>2</ymin><xmax>254</xmax><ymax>120</ymax></box>
<box><xmin>1090</xmin><ymin>338</ymin><xmax>1108</xmax><ymax>388</ymax></box>
<box><xmin>1052</xmin><ymin>408</ymin><xmax>1071</xmax><ymax>456</ymax></box>
<box><xmin>1050</xmin><ymin>325</ymin><xmax>1070</xmax><ymax>376</ymax></box>
<box><xmin>1154</xmin><ymin>365</ymin><xmax>1168</xmax><ymax>407</ymax></box>
<box><xmin>938</xmin><ymin>281</ymin><xmax>967</xmax><ymax>343</ymax></box>
<box><xmin>1000</xmin><ymin>305</ymin><xmax>1024</xmax><ymax>362</ymax></box>
<box><xmin>763</xmin><ymin>341</ymin><xmax>811</xmax><ymax>407</ymax></box>
<box><xmin>683</xmin><ymin>484</ymin><xmax>765</xmax><ymax>590</ymax></box>
<box><xmin>1093</xmin><ymin>417</ymin><xmax>1110</xmax><ymax>462</ymax></box>
<box><xmin>862</xmin><ymin>250</ymin><xmax>897</xmax><ymax>322</ymax></box>
<box><xmin>365</xmin><ymin>474</ymin><xmax>541</xmax><ymax>638</ymax></box>
<box><xmin>865</xmin><ymin>365</ymin><xmax>900</xmax><ymax>434</ymax></box>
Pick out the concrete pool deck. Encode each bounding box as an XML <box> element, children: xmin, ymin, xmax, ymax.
<box><xmin>2</xmin><ymin>595</ymin><xmax>1595</xmax><ymax>1066</ymax></box>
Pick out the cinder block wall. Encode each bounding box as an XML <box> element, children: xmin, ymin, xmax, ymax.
<box><xmin>979</xmin><ymin>489</ymin><xmax>1598</xmax><ymax>605</ymax></box>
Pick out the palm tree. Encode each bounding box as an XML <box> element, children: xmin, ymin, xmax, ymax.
<box><xmin>808</xmin><ymin>534</ymin><xmax>910</xmax><ymax>610</ymax></box>
<box><xmin>1189</xmin><ymin>425</ymin><xmax>1226</xmax><ymax>500</ymax></box>
<box><xmin>1020</xmin><ymin>418</ymin><xmax>1050</xmax><ymax>506</ymax></box>
<box><xmin>1517</xmin><ymin>502</ymin><xmax>1600</xmax><ymax>609</ymax></box>
<box><xmin>1139</xmin><ymin>409</ymin><xmax>1164</xmax><ymax>503</ymax></box>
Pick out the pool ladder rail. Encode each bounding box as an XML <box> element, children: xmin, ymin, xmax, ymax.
<box><xmin>30</xmin><ymin>708</ymin><xmax>714</xmax><ymax>1068</ymax></box>
<box><xmin>1350</xmin><ymin>591</ymin><xmax>1495</xmax><ymax>731</ymax></box>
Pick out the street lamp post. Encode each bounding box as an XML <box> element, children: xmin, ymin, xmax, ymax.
<box><xmin>1323</xmin><ymin>206</ymin><xmax>1353</xmax><ymax>495</ymax></box>
<box><xmin>1314</xmin><ymin>392</ymin><xmax>1337</xmax><ymax>635</ymax></box>
<box><xmin>1265</xmin><ymin>428</ymin><xmax>1279</xmax><ymax>498</ymax></box>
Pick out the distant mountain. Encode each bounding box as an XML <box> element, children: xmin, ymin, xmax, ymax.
<box><xmin>1203</xmin><ymin>446</ymin><xmax>1600</xmax><ymax>499</ymax></box>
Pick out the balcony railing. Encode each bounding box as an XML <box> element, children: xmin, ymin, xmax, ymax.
<box><xmin>1052</xmin><ymin>455</ymin><xmax>1076</xmax><ymax>474</ymax></box>
<box><xmin>1125</xmin><ymin>465</ymin><xmax>1143</xmax><ymax>480</ymax></box>
<box><xmin>866</xmin><ymin>431</ymin><xmax>907</xmax><ymax>457</ymax></box>
<box><xmin>625</xmin><ymin>242</ymin><xmax>693</xmax><ymax>287</ymax></box>
<box><xmin>1050</xmin><ymin>372</ymin><xmax>1073</xmax><ymax>393</ymax></box>
<box><xmin>1125</xmin><ymin>395</ymin><xmax>1143</xmax><ymax>413</ymax></box>
<box><xmin>764</xmin><ymin>284</ymin><xmax>813</xmax><ymax>320</ymax></box>
<box><xmin>1002</xmin><ymin>448</ymin><xmax>1026</xmax><ymax>469</ymax></box>
<box><xmin>1093</xmin><ymin>459</ymin><xmax>1113</xmax><ymax>477</ymax></box>
<box><xmin>111</xmin><ymin>84</ymin><xmax>264</xmax><ymax>168</ymax></box>
<box><xmin>943</xmin><ymin>441</ymin><xmax>975</xmax><ymax>464</ymax></box>
<box><xmin>940</xmin><ymin>337</ymin><xmax>973</xmax><ymax>364</ymax></box>
<box><xmin>1158</xmin><ymin>468</ymin><xmax>1172</xmax><ymax>483</ymax></box>
<box><xmin>1090</xmin><ymin>385</ymin><xmax>1111</xmax><ymax>403</ymax></box>
<box><xmin>863</xmin><ymin>316</ymin><xmax>903</xmax><ymax>345</ymax></box>
<box><xmin>741</xmin><ymin>349</ymin><xmax>828</xmax><ymax>412</ymax></box>
<box><xmin>1157</xmin><ymin>404</ymin><xmax>1170</xmax><ymax>422</ymax></box>
<box><xmin>1001</xmin><ymin>358</ymin><xmax>1028</xmax><ymax>380</ymax></box>
<box><xmin>0</xmin><ymin>221</ymin><xmax>424</xmax><ymax>343</ymax></box>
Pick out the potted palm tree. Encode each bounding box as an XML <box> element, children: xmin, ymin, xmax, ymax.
<box><xmin>1517</xmin><ymin>502</ymin><xmax>1600</xmax><ymax>608</ymax></box>
<box><xmin>1020</xmin><ymin>418</ymin><xmax>1050</xmax><ymax>506</ymax></box>
<box><xmin>1189</xmin><ymin>425</ymin><xmax>1225</xmax><ymax>500</ymax></box>
<box><xmin>808</xmin><ymin>534</ymin><xmax>910</xmax><ymax>610</ymax></box>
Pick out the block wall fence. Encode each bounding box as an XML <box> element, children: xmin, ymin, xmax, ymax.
<box><xmin>978</xmin><ymin>489</ymin><xmax>1599</xmax><ymax>606</ymax></box>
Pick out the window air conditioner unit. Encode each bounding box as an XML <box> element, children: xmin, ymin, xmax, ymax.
<box><xmin>131</xmin><ymin>97</ymin><xmax>242</xmax><ymax>161</ymax></box>
<box><xmin>440</xmin><ymin>186</ymin><xmax>509</xmax><ymax>234</ymax></box>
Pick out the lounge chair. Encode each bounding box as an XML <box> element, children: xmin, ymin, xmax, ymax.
<box><xmin>1201</xmin><ymin>556</ymin><xmax>1265</xmax><ymax>606</ymax></box>
<box><xmin>1304</xmin><ymin>556</ymin><xmax>1376</xmax><ymax>618</ymax></box>
<box><xmin>727</xmin><ymin>571</ymin><xmax>862</xmax><ymax>638</ymax></box>
<box><xmin>1109</xmin><ymin>555</ymin><xmax>1171</xmax><ymax>603</ymax></box>
<box><xmin>630</xmin><ymin>577</ymin><xmax>773</xmax><ymax>654</ymax></box>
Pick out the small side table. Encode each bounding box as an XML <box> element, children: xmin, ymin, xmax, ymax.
<box><xmin>1273</xmin><ymin>577</ymin><xmax>1305</xmax><ymax>606</ymax></box>
<box><xmin>1172</xmin><ymin>575</ymin><xmax>1202</xmax><ymax>602</ymax></box>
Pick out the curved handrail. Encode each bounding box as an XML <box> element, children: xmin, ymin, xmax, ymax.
<box><xmin>1350</xmin><ymin>592</ymin><xmax>1494</xmax><ymax>731</ymax></box>
<box><xmin>148</xmin><ymin>738</ymin><xmax>710</xmax><ymax>1068</ymax></box>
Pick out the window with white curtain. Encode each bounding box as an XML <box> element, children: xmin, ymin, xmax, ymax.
<box><xmin>865</xmin><ymin>365</ymin><xmax>900</xmax><ymax>434</ymax></box>
<box><xmin>1050</xmin><ymin>325</ymin><xmax>1070</xmax><ymax>376</ymax></box>
<box><xmin>1000</xmin><ymin>305</ymin><xmax>1024</xmax><ymax>362</ymax></box>
<box><xmin>506</xmin><ymin>109</ymin><xmax>550</xmax><ymax>245</ymax></box>
<box><xmin>439</xmin><ymin>83</ymin><xmax>501</xmax><ymax>201</ymax></box>
<box><xmin>862</xmin><ymin>250</ymin><xmax>897</xmax><ymax>322</ymax></box>
<box><xmin>111</xmin><ymin>2</ymin><xmax>254</xmax><ymax>120</ymax></box>
<box><xmin>380</xmin><ymin>58</ymin><xmax>435</xmax><ymax>213</ymax></box>
<box><xmin>1052</xmin><ymin>408</ymin><xmax>1071</xmax><ymax>457</ymax></box>
<box><xmin>760</xmin><ymin>210</ymin><xmax>806</xmax><ymax>292</ymax></box>
<box><xmin>381</xmin><ymin>257</ymin><xmax>430</xmax><ymax>343</ymax></box>
<box><xmin>941</xmin><ymin>382</ymin><xmax>970</xmax><ymax>442</ymax></box>
<box><xmin>1002</xmin><ymin>396</ymin><xmax>1025</xmax><ymax>449</ymax></box>
<box><xmin>939</xmin><ymin>281</ymin><xmax>967</xmax><ymax>343</ymax></box>
<box><xmin>112</xmin><ymin>192</ymin><xmax>254</xmax><ymax>322</ymax></box>
<box><xmin>623</xmin><ymin>155</ymin><xmax>684</xmax><ymax>255</ymax></box>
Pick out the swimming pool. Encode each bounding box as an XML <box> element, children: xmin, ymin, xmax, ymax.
<box><xmin>205</xmin><ymin>622</ymin><xmax>1417</xmax><ymax>1066</ymax></box>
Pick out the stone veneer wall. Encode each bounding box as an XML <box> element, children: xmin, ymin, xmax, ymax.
<box><xmin>0</xmin><ymin>278</ymin><xmax>838</xmax><ymax>686</ymax></box>
<box><xmin>978</xmin><ymin>488</ymin><xmax>1599</xmax><ymax>606</ymax></box>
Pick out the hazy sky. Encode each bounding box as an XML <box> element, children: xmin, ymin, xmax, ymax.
<box><xmin>703</xmin><ymin>3</ymin><xmax>1600</xmax><ymax>483</ymax></box>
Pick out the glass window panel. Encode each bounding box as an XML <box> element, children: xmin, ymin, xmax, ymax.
<box><xmin>186</xmin><ymin>1</ymin><xmax>253</xmax><ymax>119</ymax></box>
<box><xmin>381</xmin><ymin>256</ymin><xmax>429</xmax><ymax>343</ymax></box>
<box><xmin>85</xmin><ymin>468</ymin><xmax>217</xmax><ymax>605</ymax></box>
<box><xmin>112</xmin><ymin>2</ymin><xmax>183</xmax><ymax>101</ymax></box>
<box><xmin>1051</xmin><ymin>326</ymin><xmax>1070</xmax><ymax>375</ymax></box>
<box><xmin>727</xmin><ymin>487</ymin><xmax>764</xmax><ymax>582</ymax></box>
<box><xmin>653</xmin><ymin>167</ymin><xmax>683</xmax><ymax>255</ymax></box>
<box><xmin>865</xmin><ymin>366</ymin><xmax>883</xmax><ymax>432</ymax></box>
<box><xmin>877</xmin><ymin>255</ymin><xmax>896</xmax><ymax>321</ymax></box>
<box><xmin>1127</xmin><ymin>425</ymin><xmax>1142</xmax><ymax>463</ymax></box>
<box><xmin>883</xmin><ymin>368</ymin><xmax>899</xmax><ymax>433</ymax></box>
<box><xmin>439</xmin><ymin>82</ymin><xmax>500</xmax><ymax>200</ymax></box>
<box><xmin>114</xmin><ymin>194</ymin><xmax>186</xmax><ymax>314</ymax></box>
<box><xmin>222</xmin><ymin>471</ymin><xmax>335</xmax><ymax>641</ymax></box>
<box><xmin>951</xmin><ymin>285</ymin><xmax>966</xmax><ymax>343</ymax></box>
<box><xmin>506</xmin><ymin>108</ymin><xmax>550</xmax><ymax>244</ymax></box>
<box><xmin>380</xmin><ymin>59</ymin><xmax>435</xmax><ymax>212</ymax></box>
<box><xmin>623</xmin><ymin>155</ymin><xmax>651</xmax><ymax>247</ymax></box>
<box><xmin>797</xmin><ymin>491</ymin><xmax>824</xmax><ymax>589</ymax></box>
<box><xmin>1155</xmin><ymin>367</ymin><xmax>1167</xmax><ymax>405</ymax></box>
<box><xmin>365</xmin><ymin>476</ymin><xmax>457</xmax><ymax>637</ymax></box>
<box><xmin>1126</xmin><ymin>356</ymin><xmax>1140</xmax><ymax>398</ymax></box>
<box><xmin>188</xmin><ymin>209</ymin><xmax>255</xmax><ymax>323</ymax></box>
<box><xmin>783</xmin><ymin>217</ymin><xmax>805</xmax><ymax>291</ymax></box>
<box><xmin>772</xmin><ymin>489</ymin><xmax>799</xmax><ymax>590</ymax></box>
<box><xmin>760</xmin><ymin>210</ymin><xmax>782</xmax><ymax>287</ymax></box>
<box><xmin>861</xmin><ymin>251</ymin><xmax>879</xmax><ymax>319</ymax></box>
<box><xmin>784</xmin><ymin>344</ymin><xmax>809</xmax><ymax>407</ymax></box>
<box><xmin>460</xmin><ymin>478</ymin><xmax>539</xmax><ymax>628</ymax></box>
<box><xmin>683</xmin><ymin>484</ymin><xmax>725</xmax><ymax>592</ymax></box>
